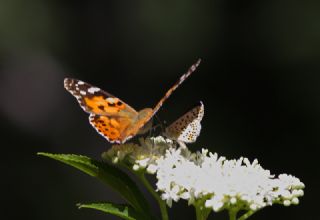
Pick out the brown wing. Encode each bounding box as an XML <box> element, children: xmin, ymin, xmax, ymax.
<box><xmin>64</xmin><ymin>78</ymin><xmax>138</xmax><ymax>117</ymax></box>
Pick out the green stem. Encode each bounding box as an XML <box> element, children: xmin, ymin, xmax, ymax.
<box><xmin>137</xmin><ymin>173</ymin><xmax>169</xmax><ymax>220</ymax></box>
<box><xmin>195</xmin><ymin>200</ymin><xmax>211</xmax><ymax>220</ymax></box>
<box><xmin>195</xmin><ymin>206</ymin><xmax>205</xmax><ymax>220</ymax></box>
<box><xmin>195</xmin><ymin>205</ymin><xmax>202</xmax><ymax>220</ymax></box>
<box><xmin>238</xmin><ymin>210</ymin><xmax>255</xmax><ymax>220</ymax></box>
<box><xmin>228</xmin><ymin>209</ymin><xmax>237</xmax><ymax>220</ymax></box>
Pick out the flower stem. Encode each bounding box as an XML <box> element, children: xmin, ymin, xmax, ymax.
<box><xmin>137</xmin><ymin>173</ymin><xmax>169</xmax><ymax>220</ymax></box>
<box><xmin>238</xmin><ymin>210</ymin><xmax>255</xmax><ymax>220</ymax></box>
<box><xmin>195</xmin><ymin>206</ymin><xmax>206</xmax><ymax>220</ymax></box>
<box><xmin>228</xmin><ymin>209</ymin><xmax>237</xmax><ymax>220</ymax></box>
<box><xmin>195</xmin><ymin>200</ymin><xmax>211</xmax><ymax>220</ymax></box>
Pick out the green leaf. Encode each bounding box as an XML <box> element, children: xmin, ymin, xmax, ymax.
<box><xmin>37</xmin><ymin>153</ymin><xmax>152</xmax><ymax>218</ymax></box>
<box><xmin>78</xmin><ymin>202</ymin><xmax>140</xmax><ymax>220</ymax></box>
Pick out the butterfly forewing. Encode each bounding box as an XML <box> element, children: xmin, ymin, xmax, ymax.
<box><xmin>165</xmin><ymin>101</ymin><xmax>204</xmax><ymax>143</ymax></box>
<box><xmin>64</xmin><ymin>78</ymin><xmax>138</xmax><ymax>117</ymax></box>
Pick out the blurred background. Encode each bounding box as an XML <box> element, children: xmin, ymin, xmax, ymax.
<box><xmin>1</xmin><ymin>0</ymin><xmax>319</xmax><ymax>219</ymax></box>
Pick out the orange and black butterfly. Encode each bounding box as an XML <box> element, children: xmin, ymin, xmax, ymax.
<box><xmin>64</xmin><ymin>59</ymin><xmax>201</xmax><ymax>144</ymax></box>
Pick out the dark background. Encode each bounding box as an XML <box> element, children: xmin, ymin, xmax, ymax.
<box><xmin>1</xmin><ymin>1</ymin><xmax>319</xmax><ymax>219</ymax></box>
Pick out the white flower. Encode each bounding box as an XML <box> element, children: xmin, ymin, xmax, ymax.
<box><xmin>152</xmin><ymin>145</ymin><xmax>305</xmax><ymax>213</ymax></box>
<box><xmin>102</xmin><ymin>136</ymin><xmax>305</xmax><ymax>214</ymax></box>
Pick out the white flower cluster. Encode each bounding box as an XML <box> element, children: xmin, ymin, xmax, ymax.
<box><xmin>154</xmin><ymin>147</ymin><xmax>304</xmax><ymax>212</ymax></box>
<box><xmin>103</xmin><ymin>136</ymin><xmax>174</xmax><ymax>172</ymax></box>
<box><xmin>103</xmin><ymin>136</ymin><xmax>305</xmax><ymax>213</ymax></box>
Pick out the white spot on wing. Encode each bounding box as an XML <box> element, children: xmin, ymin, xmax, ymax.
<box><xmin>106</xmin><ymin>97</ymin><xmax>116</xmax><ymax>104</ymax></box>
<box><xmin>88</xmin><ymin>87</ymin><xmax>100</xmax><ymax>94</ymax></box>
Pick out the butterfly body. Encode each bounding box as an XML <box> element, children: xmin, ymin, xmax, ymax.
<box><xmin>64</xmin><ymin>59</ymin><xmax>201</xmax><ymax>144</ymax></box>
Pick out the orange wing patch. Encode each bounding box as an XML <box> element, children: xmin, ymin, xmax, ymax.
<box><xmin>84</xmin><ymin>96</ymin><xmax>126</xmax><ymax>115</ymax></box>
<box><xmin>89</xmin><ymin>114</ymin><xmax>133</xmax><ymax>143</ymax></box>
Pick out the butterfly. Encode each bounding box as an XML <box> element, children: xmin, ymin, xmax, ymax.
<box><xmin>64</xmin><ymin>59</ymin><xmax>201</xmax><ymax>144</ymax></box>
<box><xmin>163</xmin><ymin>101</ymin><xmax>204</xmax><ymax>147</ymax></box>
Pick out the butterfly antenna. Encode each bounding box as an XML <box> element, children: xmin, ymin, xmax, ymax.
<box><xmin>148</xmin><ymin>118</ymin><xmax>154</xmax><ymax>137</ymax></box>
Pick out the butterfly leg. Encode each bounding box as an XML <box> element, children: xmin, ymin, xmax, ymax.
<box><xmin>154</xmin><ymin>114</ymin><xmax>166</xmax><ymax>134</ymax></box>
<box><xmin>137</xmin><ymin>119</ymin><xmax>153</xmax><ymax>135</ymax></box>
<box><xmin>177</xmin><ymin>141</ymin><xmax>187</xmax><ymax>149</ymax></box>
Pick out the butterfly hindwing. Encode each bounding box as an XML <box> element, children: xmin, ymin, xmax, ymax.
<box><xmin>164</xmin><ymin>101</ymin><xmax>204</xmax><ymax>143</ymax></box>
<box><xmin>89</xmin><ymin>114</ymin><xmax>134</xmax><ymax>144</ymax></box>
